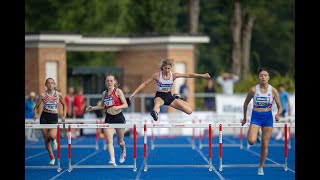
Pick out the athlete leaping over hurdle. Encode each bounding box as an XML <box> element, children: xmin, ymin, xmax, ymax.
<box><xmin>129</xmin><ymin>58</ymin><xmax>211</xmax><ymax>121</ymax></box>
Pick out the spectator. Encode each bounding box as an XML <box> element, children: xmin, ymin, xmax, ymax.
<box><xmin>217</xmin><ymin>72</ymin><xmax>239</xmax><ymax>95</ymax></box>
<box><xmin>204</xmin><ymin>79</ymin><xmax>216</xmax><ymax>111</ymax></box>
<box><xmin>64</xmin><ymin>86</ymin><xmax>75</xmax><ymax>118</ymax></box>
<box><xmin>274</xmin><ymin>84</ymin><xmax>291</xmax><ymax>140</ymax></box>
<box><xmin>25</xmin><ymin>91</ymin><xmax>39</xmax><ymax>141</ymax></box>
<box><xmin>74</xmin><ymin>87</ymin><xmax>86</xmax><ymax>137</ymax></box>
<box><xmin>64</xmin><ymin>86</ymin><xmax>77</xmax><ymax>138</ymax></box>
<box><xmin>179</xmin><ymin>79</ymin><xmax>190</xmax><ymax>101</ymax></box>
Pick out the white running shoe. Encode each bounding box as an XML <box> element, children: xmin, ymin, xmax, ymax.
<box><xmin>119</xmin><ymin>148</ymin><xmax>126</xmax><ymax>163</ymax></box>
<box><xmin>275</xmin><ymin>132</ymin><xmax>283</xmax><ymax>140</ymax></box>
<box><xmin>52</xmin><ymin>139</ymin><xmax>57</xmax><ymax>151</ymax></box>
<box><xmin>49</xmin><ymin>159</ymin><xmax>55</xmax><ymax>165</ymax></box>
<box><xmin>257</xmin><ymin>167</ymin><xmax>264</xmax><ymax>176</ymax></box>
<box><xmin>108</xmin><ymin>159</ymin><xmax>117</xmax><ymax>166</ymax></box>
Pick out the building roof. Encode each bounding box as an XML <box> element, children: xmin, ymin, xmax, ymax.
<box><xmin>25</xmin><ymin>32</ymin><xmax>210</xmax><ymax>52</ymax></box>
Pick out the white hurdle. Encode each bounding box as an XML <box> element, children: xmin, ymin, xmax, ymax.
<box><xmin>218</xmin><ymin>123</ymin><xmax>295</xmax><ymax>172</ymax></box>
<box><xmin>66</xmin><ymin>123</ymin><xmax>138</xmax><ymax>172</ymax></box>
<box><xmin>26</xmin><ymin>119</ymin><xmax>106</xmax><ymax>150</ymax></box>
<box><xmin>25</xmin><ymin>124</ymin><xmax>62</xmax><ymax>172</ymax></box>
<box><xmin>149</xmin><ymin>119</ymin><xmax>196</xmax><ymax>150</ymax></box>
<box><xmin>143</xmin><ymin>123</ymin><xmax>214</xmax><ymax>172</ymax></box>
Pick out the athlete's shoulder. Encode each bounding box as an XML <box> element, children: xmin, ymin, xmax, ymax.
<box><xmin>40</xmin><ymin>92</ymin><xmax>46</xmax><ymax>97</ymax></box>
<box><xmin>271</xmin><ymin>86</ymin><xmax>279</xmax><ymax>93</ymax></box>
<box><xmin>116</xmin><ymin>88</ymin><xmax>124</xmax><ymax>94</ymax></box>
<box><xmin>102</xmin><ymin>90</ymin><xmax>107</xmax><ymax>96</ymax></box>
<box><xmin>249</xmin><ymin>86</ymin><xmax>256</xmax><ymax>93</ymax></box>
<box><xmin>57</xmin><ymin>91</ymin><xmax>63</xmax><ymax>97</ymax></box>
<box><xmin>152</xmin><ymin>72</ymin><xmax>160</xmax><ymax>79</ymax></box>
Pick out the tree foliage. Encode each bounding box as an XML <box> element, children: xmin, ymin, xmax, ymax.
<box><xmin>25</xmin><ymin>0</ymin><xmax>295</xmax><ymax>92</ymax></box>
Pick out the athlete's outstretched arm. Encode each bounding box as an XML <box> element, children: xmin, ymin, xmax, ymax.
<box><xmin>173</xmin><ymin>72</ymin><xmax>211</xmax><ymax>80</ymax></box>
<box><xmin>129</xmin><ymin>72</ymin><xmax>157</xmax><ymax>101</ymax></box>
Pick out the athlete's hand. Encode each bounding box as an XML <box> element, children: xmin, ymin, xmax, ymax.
<box><xmin>61</xmin><ymin>116</ymin><xmax>66</xmax><ymax>122</ymax></box>
<box><xmin>275</xmin><ymin>114</ymin><xmax>281</xmax><ymax>122</ymax></box>
<box><xmin>86</xmin><ymin>106</ymin><xmax>93</xmax><ymax>112</ymax></box>
<box><xmin>203</xmin><ymin>73</ymin><xmax>211</xmax><ymax>79</ymax></box>
<box><xmin>241</xmin><ymin>119</ymin><xmax>247</xmax><ymax>126</ymax></box>
<box><xmin>33</xmin><ymin>114</ymin><xmax>37</xmax><ymax>121</ymax></box>
<box><xmin>129</xmin><ymin>95</ymin><xmax>135</xmax><ymax>102</ymax></box>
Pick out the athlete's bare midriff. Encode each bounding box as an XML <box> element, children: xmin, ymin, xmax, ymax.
<box><xmin>42</xmin><ymin>110</ymin><xmax>58</xmax><ymax>114</ymax></box>
<box><xmin>253</xmin><ymin>107</ymin><xmax>272</xmax><ymax>112</ymax></box>
<box><xmin>106</xmin><ymin>108</ymin><xmax>122</xmax><ymax>115</ymax></box>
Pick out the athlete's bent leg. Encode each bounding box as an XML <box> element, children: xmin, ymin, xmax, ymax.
<box><xmin>170</xmin><ymin>99</ymin><xmax>192</xmax><ymax>114</ymax></box>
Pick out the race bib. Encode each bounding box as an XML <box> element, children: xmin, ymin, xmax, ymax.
<box><xmin>159</xmin><ymin>84</ymin><xmax>172</xmax><ymax>92</ymax></box>
<box><xmin>255</xmin><ymin>97</ymin><xmax>270</xmax><ymax>107</ymax></box>
<box><xmin>44</xmin><ymin>101</ymin><xmax>57</xmax><ymax>111</ymax></box>
<box><xmin>104</xmin><ymin>96</ymin><xmax>114</xmax><ymax>107</ymax></box>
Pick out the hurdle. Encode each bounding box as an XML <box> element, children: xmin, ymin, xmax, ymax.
<box><xmin>66</xmin><ymin>123</ymin><xmax>137</xmax><ymax>172</ymax></box>
<box><xmin>143</xmin><ymin>123</ymin><xmax>213</xmax><ymax>172</ymax></box>
<box><xmin>149</xmin><ymin>119</ymin><xmax>196</xmax><ymax>150</ymax></box>
<box><xmin>25</xmin><ymin>124</ymin><xmax>62</xmax><ymax>172</ymax></box>
<box><xmin>218</xmin><ymin>123</ymin><xmax>294</xmax><ymax>171</ymax></box>
<box><xmin>197</xmin><ymin>114</ymin><xmax>243</xmax><ymax>149</ymax></box>
<box><xmin>26</xmin><ymin>119</ymin><xmax>102</xmax><ymax>149</ymax></box>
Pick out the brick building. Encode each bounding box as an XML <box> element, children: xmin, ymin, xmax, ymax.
<box><xmin>25</xmin><ymin>33</ymin><xmax>210</xmax><ymax>113</ymax></box>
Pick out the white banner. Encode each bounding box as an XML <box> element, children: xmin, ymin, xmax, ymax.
<box><xmin>216</xmin><ymin>94</ymin><xmax>295</xmax><ymax>120</ymax></box>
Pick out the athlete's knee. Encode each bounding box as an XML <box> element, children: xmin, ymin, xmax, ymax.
<box><xmin>118</xmin><ymin>140</ymin><xmax>125</xmax><ymax>146</ymax></box>
<box><xmin>247</xmin><ymin>137</ymin><xmax>255</xmax><ymax>145</ymax></box>
<box><xmin>184</xmin><ymin>107</ymin><xmax>192</xmax><ymax>114</ymax></box>
<box><xmin>186</xmin><ymin>110</ymin><xmax>192</xmax><ymax>115</ymax></box>
<box><xmin>106</xmin><ymin>138</ymin><xmax>114</xmax><ymax>144</ymax></box>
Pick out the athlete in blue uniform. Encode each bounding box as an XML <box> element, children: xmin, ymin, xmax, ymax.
<box><xmin>241</xmin><ymin>68</ymin><xmax>282</xmax><ymax>176</ymax></box>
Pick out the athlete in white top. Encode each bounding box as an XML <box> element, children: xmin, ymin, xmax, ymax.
<box><xmin>241</xmin><ymin>68</ymin><xmax>282</xmax><ymax>176</ymax></box>
<box><xmin>33</xmin><ymin>78</ymin><xmax>66</xmax><ymax>165</ymax></box>
<box><xmin>129</xmin><ymin>58</ymin><xmax>211</xmax><ymax>121</ymax></box>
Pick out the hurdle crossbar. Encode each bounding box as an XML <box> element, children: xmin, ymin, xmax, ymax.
<box><xmin>25</xmin><ymin>124</ymin><xmax>62</xmax><ymax>172</ymax></box>
<box><xmin>150</xmin><ymin>120</ymin><xmax>197</xmax><ymax>150</ymax></box>
<box><xmin>199</xmin><ymin>122</ymin><xmax>245</xmax><ymax>149</ymax></box>
<box><xmin>143</xmin><ymin>123</ymin><xmax>214</xmax><ymax>172</ymax></box>
<box><xmin>66</xmin><ymin>124</ymin><xmax>137</xmax><ymax>172</ymax></box>
<box><xmin>246</xmin><ymin>122</ymin><xmax>295</xmax><ymax>149</ymax></box>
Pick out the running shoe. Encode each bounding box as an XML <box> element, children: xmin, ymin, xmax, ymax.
<box><xmin>119</xmin><ymin>148</ymin><xmax>126</xmax><ymax>163</ymax></box>
<box><xmin>150</xmin><ymin>110</ymin><xmax>158</xmax><ymax>121</ymax></box>
<box><xmin>257</xmin><ymin>167</ymin><xmax>264</xmax><ymax>175</ymax></box>
<box><xmin>119</xmin><ymin>141</ymin><xmax>126</xmax><ymax>163</ymax></box>
<box><xmin>52</xmin><ymin>139</ymin><xmax>57</xmax><ymax>151</ymax></box>
<box><xmin>275</xmin><ymin>132</ymin><xmax>283</xmax><ymax>140</ymax></box>
<box><xmin>49</xmin><ymin>158</ymin><xmax>55</xmax><ymax>165</ymax></box>
<box><xmin>108</xmin><ymin>159</ymin><xmax>117</xmax><ymax>166</ymax></box>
